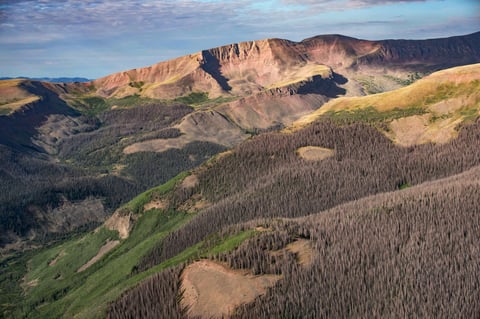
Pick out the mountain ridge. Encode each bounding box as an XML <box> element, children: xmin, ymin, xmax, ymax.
<box><xmin>92</xmin><ymin>31</ymin><xmax>480</xmax><ymax>99</ymax></box>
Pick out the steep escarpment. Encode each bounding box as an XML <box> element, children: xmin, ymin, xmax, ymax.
<box><xmin>91</xmin><ymin>32</ymin><xmax>480</xmax><ymax>101</ymax></box>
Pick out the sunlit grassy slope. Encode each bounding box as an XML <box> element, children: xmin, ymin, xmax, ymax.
<box><xmin>0</xmin><ymin>79</ymin><xmax>40</xmax><ymax>115</ymax></box>
<box><xmin>265</xmin><ymin>63</ymin><xmax>331</xmax><ymax>89</ymax></box>
<box><xmin>293</xmin><ymin>63</ymin><xmax>480</xmax><ymax>145</ymax></box>
<box><xmin>13</xmin><ymin>171</ymin><xmax>255</xmax><ymax>319</ymax></box>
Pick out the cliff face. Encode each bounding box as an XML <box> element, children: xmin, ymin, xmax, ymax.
<box><xmin>91</xmin><ymin>31</ymin><xmax>480</xmax><ymax>99</ymax></box>
<box><xmin>92</xmin><ymin>39</ymin><xmax>314</xmax><ymax>98</ymax></box>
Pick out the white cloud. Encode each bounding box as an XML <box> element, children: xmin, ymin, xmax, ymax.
<box><xmin>0</xmin><ymin>0</ymin><xmax>478</xmax><ymax>78</ymax></box>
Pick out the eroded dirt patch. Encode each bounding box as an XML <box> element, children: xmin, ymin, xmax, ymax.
<box><xmin>105</xmin><ymin>211</ymin><xmax>132</xmax><ymax>239</ymax></box>
<box><xmin>388</xmin><ymin>114</ymin><xmax>461</xmax><ymax>146</ymax></box>
<box><xmin>143</xmin><ymin>199</ymin><xmax>168</xmax><ymax>211</ymax></box>
<box><xmin>297</xmin><ymin>146</ymin><xmax>334</xmax><ymax>161</ymax></box>
<box><xmin>285</xmin><ymin>239</ymin><xmax>315</xmax><ymax>267</ymax></box>
<box><xmin>272</xmin><ymin>239</ymin><xmax>316</xmax><ymax>267</ymax></box>
<box><xmin>181</xmin><ymin>260</ymin><xmax>281</xmax><ymax>318</ymax></box>
<box><xmin>178</xmin><ymin>195</ymin><xmax>210</xmax><ymax>213</ymax></box>
<box><xmin>77</xmin><ymin>240</ymin><xmax>120</xmax><ymax>272</ymax></box>
<box><xmin>181</xmin><ymin>174</ymin><xmax>199</xmax><ymax>189</ymax></box>
<box><xmin>428</xmin><ymin>97</ymin><xmax>468</xmax><ymax>114</ymax></box>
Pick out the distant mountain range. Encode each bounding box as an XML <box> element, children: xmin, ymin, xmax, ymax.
<box><xmin>0</xmin><ymin>76</ymin><xmax>91</xmax><ymax>83</ymax></box>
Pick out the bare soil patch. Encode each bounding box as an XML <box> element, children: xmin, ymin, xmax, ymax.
<box><xmin>181</xmin><ymin>260</ymin><xmax>281</xmax><ymax>318</ymax></box>
<box><xmin>297</xmin><ymin>146</ymin><xmax>334</xmax><ymax>161</ymax></box>
<box><xmin>272</xmin><ymin>239</ymin><xmax>315</xmax><ymax>267</ymax></box>
<box><xmin>143</xmin><ymin>199</ymin><xmax>168</xmax><ymax>211</ymax></box>
<box><xmin>105</xmin><ymin>211</ymin><xmax>132</xmax><ymax>239</ymax></box>
<box><xmin>77</xmin><ymin>240</ymin><xmax>120</xmax><ymax>273</ymax></box>
<box><xmin>285</xmin><ymin>239</ymin><xmax>315</xmax><ymax>266</ymax></box>
<box><xmin>389</xmin><ymin>114</ymin><xmax>461</xmax><ymax>146</ymax></box>
<box><xmin>181</xmin><ymin>174</ymin><xmax>198</xmax><ymax>189</ymax></box>
<box><xmin>428</xmin><ymin>97</ymin><xmax>467</xmax><ymax>114</ymax></box>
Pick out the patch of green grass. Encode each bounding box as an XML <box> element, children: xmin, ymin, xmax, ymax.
<box><xmin>122</xmin><ymin>171</ymin><xmax>189</xmax><ymax>214</ymax></box>
<box><xmin>67</xmin><ymin>96</ymin><xmax>109</xmax><ymax>116</ymax></box>
<box><xmin>172</xmin><ymin>92</ymin><xmax>237</xmax><ymax>108</ymax></box>
<box><xmin>398</xmin><ymin>183</ymin><xmax>411</xmax><ymax>190</ymax></box>
<box><xmin>325</xmin><ymin>106</ymin><xmax>427</xmax><ymax>126</ymax></box>
<box><xmin>0</xmin><ymin>252</ymin><xmax>31</xmax><ymax>319</ymax></box>
<box><xmin>384</xmin><ymin>72</ymin><xmax>423</xmax><ymax>86</ymax></box>
<box><xmin>174</xmin><ymin>92</ymin><xmax>209</xmax><ymax>105</ymax></box>
<box><xmin>206</xmin><ymin>95</ymin><xmax>238</xmax><ymax>106</ymax></box>
<box><xmin>429</xmin><ymin>113</ymin><xmax>450</xmax><ymax>123</ymax></box>
<box><xmin>128</xmin><ymin>81</ymin><xmax>144</xmax><ymax>90</ymax></box>
<box><xmin>459</xmin><ymin>105</ymin><xmax>480</xmax><ymax>123</ymax></box>
<box><xmin>19</xmin><ymin>207</ymin><xmax>192</xmax><ymax>319</ymax></box>
<box><xmin>356</xmin><ymin>77</ymin><xmax>383</xmax><ymax>94</ymax></box>
<box><xmin>16</xmin><ymin>227</ymin><xmax>118</xmax><ymax>318</ymax></box>
<box><xmin>422</xmin><ymin>80</ymin><xmax>480</xmax><ymax>107</ymax></box>
<box><xmin>67</xmin><ymin>93</ymin><xmax>164</xmax><ymax>115</ymax></box>
<box><xmin>66</xmin><ymin>89</ymin><xmax>238</xmax><ymax>116</ymax></box>
<box><xmin>206</xmin><ymin>230</ymin><xmax>255</xmax><ymax>256</ymax></box>
<box><xmin>19</xmin><ymin>211</ymin><xmax>254</xmax><ymax>319</ymax></box>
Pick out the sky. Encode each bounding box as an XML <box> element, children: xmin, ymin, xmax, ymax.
<box><xmin>0</xmin><ymin>0</ymin><xmax>479</xmax><ymax>79</ymax></box>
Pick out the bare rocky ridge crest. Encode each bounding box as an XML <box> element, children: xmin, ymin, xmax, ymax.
<box><xmin>92</xmin><ymin>32</ymin><xmax>480</xmax><ymax>99</ymax></box>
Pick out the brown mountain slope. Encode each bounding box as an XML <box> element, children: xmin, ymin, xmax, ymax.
<box><xmin>92</xmin><ymin>32</ymin><xmax>480</xmax><ymax>99</ymax></box>
<box><xmin>92</xmin><ymin>39</ymin><xmax>334</xmax><ymax>99</ymax></box>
